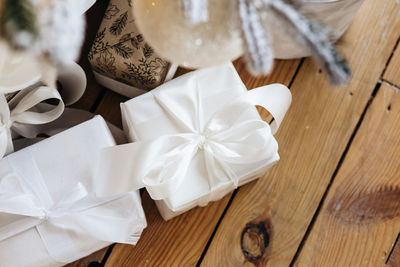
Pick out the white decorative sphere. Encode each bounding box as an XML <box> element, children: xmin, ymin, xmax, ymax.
<box><xmin>133</xmin><ymin>0</ymin><xmax>243</xmax><ymax>68</ymax></box>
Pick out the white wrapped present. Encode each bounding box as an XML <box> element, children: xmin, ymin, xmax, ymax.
<box><xmin>99</xmin><ymin>63</ymin><xmax>291</xmax><ymax>220</ymax></box>
<box><xmin>0</xmin><ymin>116</ymin><xmax>147</xmax><ymax>267</ymax></box>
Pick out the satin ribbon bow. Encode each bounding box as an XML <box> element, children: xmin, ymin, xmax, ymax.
<box><xmin>0</xmin><ymin>150</ymin><xmax>139</xmax><ymax>263</ymax></box>
<box><xmin>101</xmin><ymin>80</ymin><xmax>291</xmax><ymax>201</ymax></box>
<box><xmin>0</xmin><ymin>86</ymin><xmax>64</xmax><ymax>158</ymax></box>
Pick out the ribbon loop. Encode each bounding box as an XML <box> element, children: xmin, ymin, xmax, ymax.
<box><xmin>0</xmin><ymin>86</ymin><xmax>64</xmax><ymax>158</ymax></box>
<box><xmin>245</xmin><ymin>83</ymin><xmax>292</xmax><ymax>134</ymax></box>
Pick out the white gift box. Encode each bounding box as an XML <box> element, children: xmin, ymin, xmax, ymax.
<box><xmin>100</xmin><ymin>63</ymin><xmax>291</xmax><ymax>220</ymax></box>
<box><xmin>0</xmin><ymin>116</ymin><xmax>147</xmax><ymax>267</ymax></box>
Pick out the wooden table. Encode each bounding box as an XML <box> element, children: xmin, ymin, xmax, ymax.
<box><xmin>67</xmin><ymin>0</ymin><xmax>400</xmax><ymax>266</ymax></box>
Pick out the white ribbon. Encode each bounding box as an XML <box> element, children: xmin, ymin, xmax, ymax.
<box><xmin>99</xmin><ymin>82</ymin><xmax>291</xmax><ymax>201</ymax></box>
<box><xmin>0</xmin><ymin>86</ymin><xmax>64</xmax><ymax>158</ymax></box>
<box><xmin>0</xmin><ymin>150</ymin><xmax>140</xmax><ymax>263</ymax></box>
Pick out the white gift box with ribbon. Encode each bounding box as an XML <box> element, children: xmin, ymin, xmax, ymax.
<box><xmin>99</xmin><ymin>63</ymin><xmax>291</xmax><ymax>220</ymax></box>
<box><xmin>0</xmin><ymin>116</ymin><xmax>147</xmax><ymax>267</ymax></box>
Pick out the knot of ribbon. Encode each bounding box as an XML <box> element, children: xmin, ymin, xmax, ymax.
<box><xmin>0</xmin><ymin>150</ymin><xmax>141</xmax><ymax>263</ymax></box>
<box><xmin>0</xmin><ymin>86</ymin><xmax>64</xmax><ymax>158</ymax></box>
<box><xmin>137</xmin><ymin>103</ymin><xmax>278</xmax><ymax>200</ymax></box>
<box><xmin>197</xmin><ymin>134</ymin><xmax>207</xmax><ymax>150</ymax></box>
<box><xmin>100</xmin><ymin>81</ymin><xmax>291</xmax><ymax>202</ymax></box>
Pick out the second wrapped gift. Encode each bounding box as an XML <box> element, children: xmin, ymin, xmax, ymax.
<box><xmin>100</xmin><ymin>63</ymin><xmax>291</xmax><ymax>220</ymax></box>
<box><xmin>0</xmin><ymin>116</ymin><xmax>147</xmax><ymax>267</ymax></box>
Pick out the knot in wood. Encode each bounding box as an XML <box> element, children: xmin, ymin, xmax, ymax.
<box><xmin>241</xmin><ymin>222</ymin><xmax>270</xmax><ymax>263</ymax></box>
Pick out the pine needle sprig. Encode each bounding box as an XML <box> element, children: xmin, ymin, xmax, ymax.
<box><xmin>113</xmin><ymin>43</ymin><xmax>134</xmax><ymax>59</ymax></box>
<box><xmin>260</xmin><ymin>0</ymin><xmax>351</xmax><ymax>85</ymax></box>
<box><xmin>1</xmin><ymin>0</ymin><xmax>38</xmax><ymax>48</ymax></box>
<box><xmin>109</xmin><ymin>11</ymin><xmax>128</xmax><ymax>36</ymax></box>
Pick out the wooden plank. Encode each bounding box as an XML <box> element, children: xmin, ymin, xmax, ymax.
<box><xmin>95</xmin><ymin>90</ymin><xmax>128</xmax><ymax>128</ymax></box>
<box><xmin>295</xmin><ymin>82</ymin><xmax>400</xmax><ymax>266</ymax></box>
<box><xmin>200</xmin><ymin>0</ymin><xmax>400</xmax><ymax>266</ymax></box>
<box><xmin>387</xmin><ymin>234</ymin><xmax>400</xmax><ymax>267</ymax></box>
<box><xmin>383</xmin><ymin>43</ymin><xmax>400</xmax><ymax>88</ymax></box>
<box><xmin>107</xmin><ymin>191</ymin><xmax>232</xmax><ymax>267</ymax></box>
<box><xmin>104</xmin><ymin>58</ymin><xmax>300</xmax><ymax>267</ymax></box>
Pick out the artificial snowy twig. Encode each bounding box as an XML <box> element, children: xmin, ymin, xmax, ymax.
<box><xmin>35</xmin><ymin>0</ymin><xmax>86</xmax><ymax>64</ymax></box>
<box><xmin>181</xmin><ymin>0</ymin><xmax>209</xmax><ymax>25</ymax></box>
<box><xmin>265</xmin><ymin>0</ymin><xmax>350</xmax><ymax>85</ymax></box>
<box><xmin>239</xmin><ymin>0</ymin><xmax>273</xmax><ymax>75</ymax></box>
<box><xmin>1</xmin><ymin>0</ymin><xmax>38</xmax><ymax>49</ymax></box>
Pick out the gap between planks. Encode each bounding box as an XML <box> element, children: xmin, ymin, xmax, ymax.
<box><xmin>386</xmin><ymin>232</ymin><xmax>400</xmax><ymax>265</ymax></box>
<box><xmin>200</xmin><ymin>0</ymin><xmax>400</xmax><ymax>265</ymax></box>
<box><xmin>294</xmin><ymin>81</ymin><xmax>400</xmax><ymax>266</ymax></box>
<box><xmin>289</xmin><ymin>80</ymin><xmax>381</xmax><ymax>266</ymax></box>
<box><xmin>68</xmin><ymin>0</ymin><xmax>400</xmax><ymax>265</ymax></box>
<box><xmin>196</xmin><ymin>58</ymin><xmax>305</xmax><ymax>267</ymax></box>
<box><xmin>103</xmin><ymin>58</ymin><xmax>301</xmax><ymax>267</ymax></box>
<box><xmin>290</xmin><ymin>29</ymin><xmax>400</xmax><ymax>265</ymax></box>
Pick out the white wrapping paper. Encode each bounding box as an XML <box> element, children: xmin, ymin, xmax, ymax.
<box><xmin>99</xmin><ymin>63</ymin><xmax>291</xmax><ymax>220</ymax></box>
<box><xmin>0</xmin><ymin>116</ymin><xmax>146</xmax><ymax>267</ymax></box>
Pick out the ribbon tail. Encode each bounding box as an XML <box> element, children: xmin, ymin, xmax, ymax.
<box><xmin>97</xmin><ymin>134</ymin><xmax>199</xmax><ymax>200</ymax></box>
<box><xmin>0</xmin><ymin>217</ymin><xmax>42</xmax><ymax>242</ymax></box>
<box><xmin>203</xmin><ymin>148</ymin><xmax>239</xmax><ymax>191</ymax></box>
<box><xmin>95</xmin><ymin>143</ymin><xmax>147</xmax><ymax>197</ymax></box>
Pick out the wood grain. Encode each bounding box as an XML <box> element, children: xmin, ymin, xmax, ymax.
<box><xmin>383</xmin><ymin>42</ymin><xmax>400</xmax><ymax>88</ymax></box>
<box><xmin>387</xmin><ymin>235</ymin><xmax>400</xmax><ymax>267</ymax></box>
<box><xmin>95</xmin><ymin>90</ymin><xmax>128</xmax><ymax>128</ymax></box>
<box><xmin>295</xmin><ymin>82</ymin><xmax>400</xmax><ymax>266</ymax></box>
<box><xmin>200</xmin><ymin>0</ymin><xmax>400</xmax><ymax>266</ymax></box>
<box><xmin>104</xmin><ymin>59</ymin><xmax>300</xmax><ymax>267</ymax></box>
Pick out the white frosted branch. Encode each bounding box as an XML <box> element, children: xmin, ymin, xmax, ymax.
<box><xmin>239</xmin><ymin>0</ymin><xmax>273</xmax><ymax>75</ymax></box>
